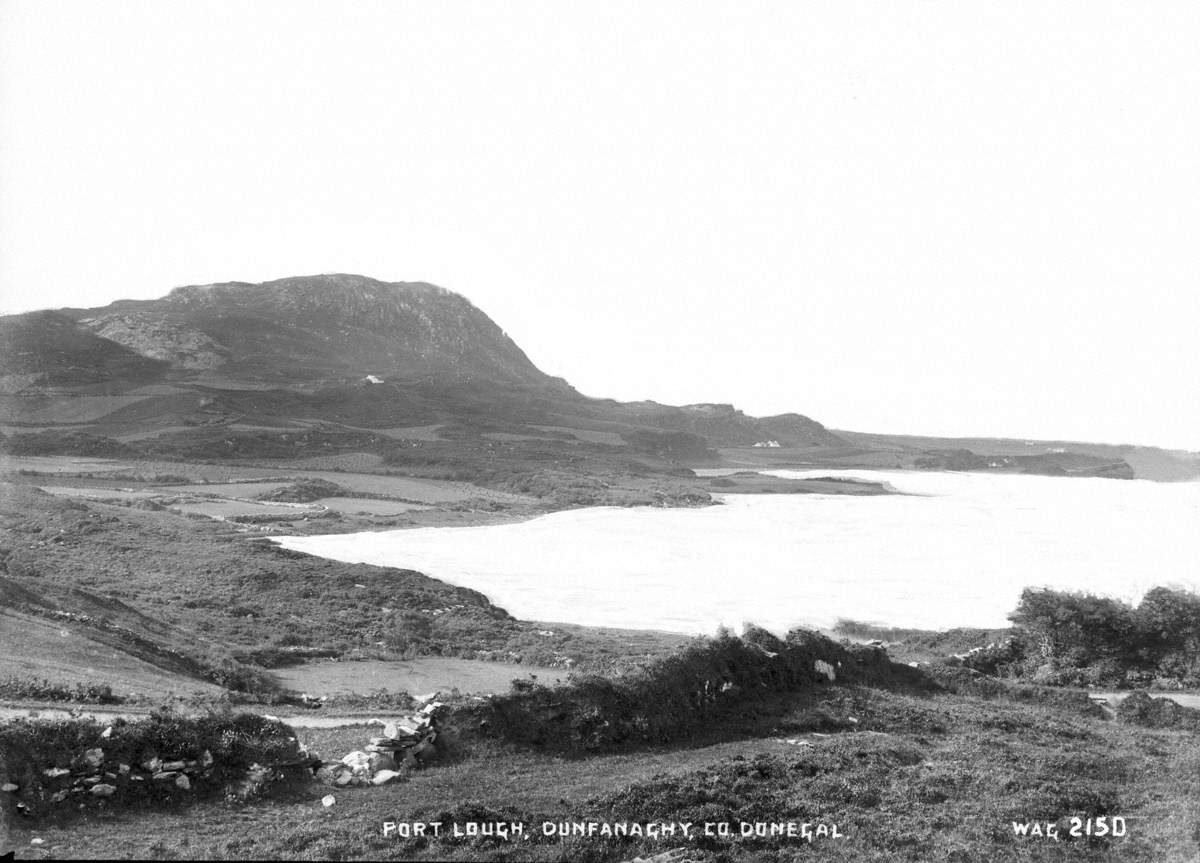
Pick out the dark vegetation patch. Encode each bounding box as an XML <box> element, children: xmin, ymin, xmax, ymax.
<box><xmin>466</xmin><ymin>627</ymin><xmax>931</xmax><ymax>754</ymax></box>
<box><xmin>844</xmin><ymin>586</ymin><xmax>1200</xmax><ymax>692</ymax></box>
<box><xmin>913</xmin><ymin>448</ymin><xmax>1134</xmax><ymax>479</ymax></box>
<box><xmin>0</xmin><ymin>430</ymin><xmax>136</xmax><ymax>458</ymax></box>
<box><xmin>1003</xmin><ymin>587</ymin><xmax>1200</xmax><ymax>688</ymax></box>
<box><xmin>0</xmin><ymin>712</ymin><xmax>305</xmax><ymax>821</ymax></box>
<box><xmin>620</xmin><ymin>429</ymin><xmax>715</xmax><ymax>461</ymax></box>
<box><xmin>0</xmin><ymin>676</ymin><xmax>122</xmax><ymax>705</ymax></box>
<box><xmin>922</xmin><ymin>666</ymin><xmax>1104</xmax><ymax>720</ymax></box>
<box><xmin>1116</xmin><ymin>691</ymin><xmax>1200</xmax><ymax>730</ymax></box>
<box><xmin>255</xmin><ymin>478</ymin><xmax>345</xmax><ymax>502</ymax></box>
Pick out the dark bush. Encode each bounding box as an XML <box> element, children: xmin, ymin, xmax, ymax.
<box><xmin>469</xmin><ymin>627</ymin><xmax>930</xmax><ymax>753</ymax></box>
<box><xmin>1008</xmin><ymin>586</ymin><xmax>1200</xmax><ymax>687</ymax></box>
<box><xmin>0</xmin><ymin>676</ymin><xmax>121</xmax><ymax>704</ymax></box>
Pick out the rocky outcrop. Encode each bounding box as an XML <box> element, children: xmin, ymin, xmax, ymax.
<box><xmin>79</xmin><ymin>313</ymin><xmax>228</xmax><ymax>369</ymax></box>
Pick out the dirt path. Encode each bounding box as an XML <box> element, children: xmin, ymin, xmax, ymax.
<box><xmin>0</xmin><ymin>705</ymin><xmax>391</xmax><ymax>728</ymax></box>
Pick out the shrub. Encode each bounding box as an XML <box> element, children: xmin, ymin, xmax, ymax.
<box><xmin>468</xmin><ymin>627</ymin><xmax>930</xmax><ymax>753</ymax></box>
<box><xmin>0</xmin><ymin>676</ymin><xmax>121</xmax><ymax>704</ymax></box>
<box><xmin>1008</xmin><ymin>586</ymin><xmax>1200</xmax><ymax>687</ymax></box>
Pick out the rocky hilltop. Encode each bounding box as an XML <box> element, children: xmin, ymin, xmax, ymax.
<box><xmin>48</xmin><ymin>274</ymin><xmax>562</xmax><ymax>389</ymax></box>
<box><xmin>0</xmin><ymin>275</ymin><xmax>839</xmax><ymax>456</ymax></box>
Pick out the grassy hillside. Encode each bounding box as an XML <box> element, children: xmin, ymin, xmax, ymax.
<box><xmin>6</xmin><ymin>671</ymin><xmax>1198</xmax><ymax>861</ymax></box>
<box><xmin>0</xmin><ymin>482</ymin><xmax>690</xmax><ymax>699</ymax></box>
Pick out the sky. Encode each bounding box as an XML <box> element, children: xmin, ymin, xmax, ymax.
<box><xmin>1</xmin><ymin>1</ymin><xmax>1197</xmax><ymax>451</ymax></box>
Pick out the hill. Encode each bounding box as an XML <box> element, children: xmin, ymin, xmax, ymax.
<box><xmin>3</xmin><ymin>273</ymin><xmax>1185</xmax><ymax>479</ymax></box>
<box><xmin>0</xmin><ymin>275</ymin><xmax>841</xmax><ymax>463</ymax></box>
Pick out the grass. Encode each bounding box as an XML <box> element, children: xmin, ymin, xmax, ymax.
<box><xmin>6</xmin><ymin>684</ymin><xmax>1196</xmax><ymax>861</ymax></box>
<box><xmin>274</xmin><ymin>657</ymin><xmax>570</xmax><ymax>699</ymax></box>
<box><xmin>0</xmin><ymin>481</ymin><xmax>689</xmax><ymax>706</ymax></box>
<box><xmin>833</xmin><ymin>619</ymin><xmax>1014</xmax><ymax>665</ymax></box>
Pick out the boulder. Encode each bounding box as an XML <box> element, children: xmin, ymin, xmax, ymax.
<box><xmin>383</xmin><ymin>718</ymin><xmax>423</xmax><ymax>739</ymax></box>
<box><xmin>175</xmin><ymin>774</ymin><xmax>191</xmax><ymax>790</ymax></box>
<box><xmin>340</xmin><ymin>751</ymin><xmax>373</xmax><ymax>774</ymax></box>
<box><xmin>82</xmin><ymin>748</ymin><xmax>105</xmax><ymax>768</ymax></box>
<box><xmin>368</xmin><ymin>752</ymin><xmax>396</xmax><ymax>774</ymax></box>
<box><xmin>371</xmin><ymin>770</ymin><xmax>402</xmax><ymax>786</ymax></box>
<box><xmin>90</xmin><ymin>784</ymin><xmax>115</xmax><ymax>798</ymax></box>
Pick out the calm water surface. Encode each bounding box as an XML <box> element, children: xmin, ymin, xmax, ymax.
<box><xmin>276</xmin><ymin>470</ymin><xmax>1200</xmax><ymax>634</ymax></box>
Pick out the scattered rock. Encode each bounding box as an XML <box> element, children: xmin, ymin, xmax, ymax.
<box><xmin>90</xmin><ymin>784</ymin><xmax>116</xmax><ymax>798</ymax></box>
<box><xmin>316</xmin><ymin>708</ymin><xmax>441</xmax><ymax>788</ymax></box>
<box><xmin>321</xmin><ymin>794</ymin><xmax>336</xmax><ymax>807</ymax></box>
<box><xmin>367</xmin><ymin>752</ymin><xmax>396</xmax><ymax>774</ymax></box>
<box><xmin>162</xmin><ymin>760</ymin><xmax>187</xmax><ymax>772</ymax></box>
<box><xmin>383</xmin><ymin>719</ymin><xmax>421</xmax><ymax>740</ymax></box>
<box><xmin>1</xmin><ymin>783</ymin><xmax>18</xmax><ymax>793</ymax></box>
<box><xmin>175</xmin><ymin>774</ymin><xmax>191</xmax><ymax>790</ymax></box>
<box><xmin>340</xmin><ymin>751</ymin><xmax>372</xmax><ymax>772</ymax></box>
<box><xmin>314</xmin><ymin>765</ymin><xmax>341</xmax><ymax>783</ymax></box>
<box><xmin>43</xmin><ymin>768</ymin><xmax>70</xmax><ymax>779</ymax></box>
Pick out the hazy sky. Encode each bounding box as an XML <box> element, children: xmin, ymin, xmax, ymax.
<box><xmin>2</xmin><ymin>1</ymin><xmax>1197</xmax><ymax>450</ymax></box>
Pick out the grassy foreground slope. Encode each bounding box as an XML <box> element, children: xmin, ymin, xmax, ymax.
<box><xmin>6</xmin><ymin>680</ymin><xmax>1198</xmax><ymax>861</ymax></box>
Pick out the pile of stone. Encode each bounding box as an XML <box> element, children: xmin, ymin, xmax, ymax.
<box><xmin>28</xmin><ymin>742</ymin><xmax>215</xmax><ymax>804</ymax></box>
<box><xmin>316</xmin><ymin>703</ymin><xmax>441</xmax><ymax>788</ymax></box>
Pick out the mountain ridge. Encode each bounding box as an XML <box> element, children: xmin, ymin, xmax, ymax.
<box><xmin>3</xmin><ymin>274</ymin><xmax>1194</xmax><ymax>479</ymax></box>
<box><xmin>0</xmin><ymin>274</ymin><xmax>843</xmax><ymax>453</ymax></box>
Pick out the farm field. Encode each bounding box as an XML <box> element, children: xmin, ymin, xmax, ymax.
<box><xmin>276</xmin><ymin>657</ymin><xmax>568</xmax><ymax>698</ymax></box>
